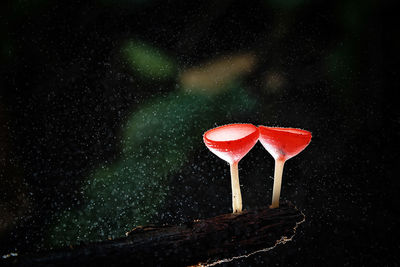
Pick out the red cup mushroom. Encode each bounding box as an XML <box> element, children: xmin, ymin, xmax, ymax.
<box><xmin>203</xmin><ymin>124</ymin><xmax>259</xmax><ymax>213</ymax></box>
<box><xmin>258</xmin><ymin>126</ymin><xmax>312</xmax><ymax>208</ymax></box>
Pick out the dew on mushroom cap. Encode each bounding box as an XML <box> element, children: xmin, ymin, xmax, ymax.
<box><xmin>204</xmin><ymin>124</ymin><xmax>259</xmax><ymax>164</ymax></box>
<box><xmin>206</xmin><ymin>124</ymin><xmax>257</xmax><ymax>142</ymax></box>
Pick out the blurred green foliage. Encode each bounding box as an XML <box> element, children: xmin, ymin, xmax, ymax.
<box><xmin>122</xmin><ymin>40</ymin><xmax>177</xmax><ymax>80</ymax></box>
<box><xmin>48</xmin><ymin>85</ymin><xmax>257</xmax><ymax>246</ymax></box>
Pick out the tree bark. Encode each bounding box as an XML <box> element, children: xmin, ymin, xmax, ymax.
<box><xmin>2</xmin><ymin>202</ymin><xmax>304</xmax><ymax>266</ymax></box>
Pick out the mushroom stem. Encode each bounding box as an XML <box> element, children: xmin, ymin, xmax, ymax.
<box><xmin>271</xmin><ymin>159</ymin><xmax>285</xmax><ymax>208</ymax></box>
<box><xmin>230</xmin><ymin>162</ymin><xmax>242</xmax><ymax>213</ymax></box>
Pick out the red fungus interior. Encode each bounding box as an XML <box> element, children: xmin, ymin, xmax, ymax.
<box><xmin>203</xmin><ymin>124</ymin><xmax>259</xmax><ymax>163</ymax></box>
<box><xmin>258</xmin><ymin>126</ymin><xmax>312</xmax><ymax>161</ymax></box>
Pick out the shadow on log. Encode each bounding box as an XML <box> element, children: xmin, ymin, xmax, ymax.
<box><xmin>2</xmin><ymin>202</ymin><xmax>304</xmax><ymax>266</ymax></box>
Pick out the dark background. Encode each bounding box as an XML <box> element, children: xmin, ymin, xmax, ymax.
<box><xmin>0</xmin><ymin>0</ymin><xmax>396</xmax><ymax>266</ymax></box>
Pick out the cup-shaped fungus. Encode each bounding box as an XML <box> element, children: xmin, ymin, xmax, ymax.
<box><xmin>258</xmin><ymin>126</ymin><xmax>312</xmax><ymax>208</ymax></box>
<box><xmin>203</xmin><ymin>124</ymin><xmax>259</xmax><ymax>213</ymax></box>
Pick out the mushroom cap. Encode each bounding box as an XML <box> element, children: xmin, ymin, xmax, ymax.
<box><xmin>258</xmin><ymin>126</ymin><xmax>312</xmax><ymax>161</ymax></box>
<box><xmin>203</xmin><ymin>123</ymin><xmax>259</xmax><ymax>164</ymax></box>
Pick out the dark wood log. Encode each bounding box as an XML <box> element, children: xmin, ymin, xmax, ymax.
<box><xmin>2</xmin><ymin>202</ymin><xmax>304</xmax><ymax>266</ymax></box>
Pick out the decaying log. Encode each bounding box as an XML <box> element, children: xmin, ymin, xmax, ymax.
<box><xmin>2</xmin><ymin>202</ymin><xmax>304</xmax><ymax>266</ymax></box>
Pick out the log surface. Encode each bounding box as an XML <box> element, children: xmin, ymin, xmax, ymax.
<box><xmin>2</xmin><ymin>202</ymin><xmax>304</xmax><ymax>266</ymax></box>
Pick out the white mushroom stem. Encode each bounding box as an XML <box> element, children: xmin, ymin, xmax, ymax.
<box><xmin>230</xmin><ymin>162</ymin><xmax>242</xmax><ymax>213</ymax></box>
<box><xmin>271</xmin><ymin>159</ymin><xmax>285</xmax><ymax>209</ymax></box>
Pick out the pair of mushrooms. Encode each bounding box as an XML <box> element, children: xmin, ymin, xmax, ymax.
<box><xmin>203</xmin><ymin>124</ymin><xmax>311</xmax><ymax>213</ymax></box>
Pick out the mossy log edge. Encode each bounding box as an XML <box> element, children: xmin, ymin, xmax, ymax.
<box><xmin>2</xmin><ymin>202</ymin><xmax>305</xmax><ymax>266</ymax></box>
